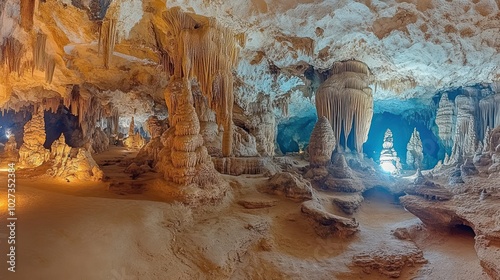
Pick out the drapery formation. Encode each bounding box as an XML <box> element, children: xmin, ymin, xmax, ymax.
<box><xmin>315</xmin><ymin>60</ymin><xmax>373</xmax><ymax>153</ymax></box>
<box><xmin>163</xmin><ymin>7</ymin><xmax>242</xmax><ymax>157</ymax></box>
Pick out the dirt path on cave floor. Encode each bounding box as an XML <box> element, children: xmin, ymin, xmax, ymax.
<box><xmin>0</xmin><ymin>159</ymin><xmax>489</xmax><ymax>279</ymax></box>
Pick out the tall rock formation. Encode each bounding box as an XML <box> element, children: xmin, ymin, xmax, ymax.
<box><xmin>450</xmin><ymin>95</ymin><xmax>477</xmax><ymax>163</ymax></box>
<box><xmin>406</xmin><ymin>128</ymin><xmax>423</xmax><ymax>169</ymax></box>
<box><xmin>379</xmin><ymin>129</ymin><xmax>402</xmax><ymax>174</ymax></box>
<box><xmin>18</xmin><ymin>110</ymin><xmax>50</xmax><ymax>168</ymax></box>
<box><xmin>308</xmin><ymin>116</ymin><xmax>336</xmax><ymax>168</ymax></box>
<box><xmin>435</xmin><ymin>93</ymin><xmax>454</xmax><ymax>147</ymax></box>
<box><xmin>123</xmin><ymin>116</ymin><xmax>146</xmax><ymax>149</ymax></box>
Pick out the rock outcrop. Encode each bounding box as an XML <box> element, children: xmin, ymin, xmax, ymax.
<box><xmin>261</xmin><ymin>172</ymin><xmax>313</xmax><ymax>201</ymax></box>
<box><xmin>400</xmin><ymin>180</ymin><xmax>500</xmax><ymax>280</ymax></box>
<box><xmin>301</xmin><ymin>200</ymin><xmax>359</xmax><ymax>237</ymax></box>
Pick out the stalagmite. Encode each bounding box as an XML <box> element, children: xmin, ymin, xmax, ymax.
<box><xmin>160</xmin><ymin>78</ymin><xmax>222</xmax><ymax>191</ymax></box>
<box><xmin>379</xmin><ymin>129</ymin><xmax>402</xmax><ymax>174</ymax></box>
<box><xmin>48</xmin><ymin>134</ymin><xmax>104</xmax><ymax>181</ymax></box>
<box><xmin>1</xmin><ymin>134</ymin><xmax>19</xmax><ymax>163</ymax></box>
<box><xmin>18</xmin><ymin>109</ymin><xmax>50</xmax><ymax>168</ymax></box>
<box><xmin>483</xmin><ymin>126</ymin><xmax>491</xmax><ymax>152</ymax></box>
<box><xmin>450</xmin><ymin>95</ymin><xmax>477</xmax><ymax>162</ymax></box>
<box><xmin>315</xmin><ymin>59</ymin><xmax>373</xmax><ymax>153</ymax></box>
<box><xmin>406</xmin><ymin>128</ymin><xmax>423</xmax><ymax>169</ymax></box>
<box><xmin>435</xmin><ymin>93</ymin><xmax>454</xmax><ymax>146</ymax></box>
<box><xmin>247</xmin><ymin>93</ymin><xmax>276</xmax><ymax>157</ymax></box>
<box><xmin>308</xmin><ymin>116</ymin><xmax>336</xmax><ymax>167</ymax></box>
<box><xmin>123</xmin><ymin>117</ymin><xmax>146</xmax><ymax>149</ymax></box>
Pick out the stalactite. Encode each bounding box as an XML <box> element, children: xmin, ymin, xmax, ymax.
<box><xmin>315</xmin><ymin>60</ymin><xmax>373</xmax><ymax>153</ymax></box>
<box><xmin>45</xmin><ymin>57</ymin><xmax>55</xmax><ymax>84</ymax></box>
<box><xmin>1</xmin><ymin>38</ymin><xmax>24</xmax><ymax>75</ymax></box>
<box><xmin>479</xmin><ymin>94</ymin><xmax>500</xmax><ymax>139</ymax></box>
<box><xmin>163</xmin><ymin>7</ymin><xmax>242</xmax><ymax>157</ymax></box>
<box><xmin>20</xmin><ymin>0</ymin><xmax>36</xmax><ymax>30</ymax></box>
<box><xmin>273</xmin><ymin>92</ymin><xmax>291</xmax><ymax>117</ymax></box>
<box><xmin>42</xmin><ymin>97</ymin><xmax>61</xmax><ymax>113</ymax></box>
<box><xmin>99</xmin><ymin>19</ymin><xmax>117</xmax><ymax>68</ymax></box>
<box><xmin>33</xmin><ymin>33</ymin><xmax>47</xmax><ymax>72</ymax></box>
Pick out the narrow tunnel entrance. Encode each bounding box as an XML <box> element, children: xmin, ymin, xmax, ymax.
<box><xmin>450</xmin><ymin>223</ymin><xmax>476</xmax><ymax>238</ymax></box>
<box><xmin>362</xmin><ymin>186</ymin><xmax>400</xmax><ymax>205</ymax></box>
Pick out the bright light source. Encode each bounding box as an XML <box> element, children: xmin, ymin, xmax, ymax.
<box><xmin>5</xmin><ymin>129</ymin><xmax>12</xmax><ymax>138</ymax></box>
<box><xmin>381</xmin><ymin>161</ymin><xmax>396</xmax><ymax>173</ymax></box>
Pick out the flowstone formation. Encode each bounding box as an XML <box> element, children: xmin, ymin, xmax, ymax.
<box><xmin>123</xmin><ymin>117</ymin><xmax>146</xmax><ymax>149</ymax></box>
<box><xmin>18</xmin><ymin>110</ymin><xmax>50</xmax><ymax>168</ymax></box>
<box><xmin>379</xmin><ymin>128</ymin><xmax>401</xmax><ymax>174</ymax></box>
<box><xmin>406</xmin><ymin>128</ymin><xmax>423</xmax><ymax>170</ymax></box>
<box><xmin>315</xmin><ymin>60</ymin><xmax>373</xmax><ymax>153</ymax></box>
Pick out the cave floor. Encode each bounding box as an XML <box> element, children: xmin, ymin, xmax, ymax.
<box><xmin>0</xmin><ymin>148</ymin><xmax>489</xmax><ymax>279</ymax></box>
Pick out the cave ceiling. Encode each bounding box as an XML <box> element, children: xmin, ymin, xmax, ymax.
<box><xmin>0</xmin><ymin>0</ymin><xmax>499</xmax><ymax>120</ymax></box>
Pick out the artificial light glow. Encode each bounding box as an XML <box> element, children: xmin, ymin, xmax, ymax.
<box><xmin>381</xmin><ymin>161</ymin><xmax>396</xmax><ymax>173</ymax></box>
<box><xmin>5</xmin><ymin>129</ymin><xmax>12</xmax><ymax>138</ymax></box>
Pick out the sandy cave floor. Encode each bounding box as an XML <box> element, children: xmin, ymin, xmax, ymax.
<box><xmin>0</xmin><ymin>147</ymin><xmax>490</xmax><ymax>280</ymax></box>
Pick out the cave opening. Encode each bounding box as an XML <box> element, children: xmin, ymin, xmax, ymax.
<box><xmin>277</xmin><ymin>115</ymin><xmax>316</xmax><ymax>153</ymax></box>
<box><xmin>363</xmin><ymin>111</ymin><xmax>442</xmax><ymax>169</ymax></box>
<box><xmin>362</xmin><ymin>186</ymin><xmax>401</xmax><ymax>205</ymax></box>
<box><xmin>450</xmin><ymin>223</ymin><xmax>476</xmax><ymax>238</ymax></box>
<box><xmin>44</xmin><ymin>105</ymin><xmax>82</xmax><ymax>149</ymax></box>
<box><xmin>0</xmin><ymin>109</ymin><xmax>32</xmax><ymax>148</ymax></box>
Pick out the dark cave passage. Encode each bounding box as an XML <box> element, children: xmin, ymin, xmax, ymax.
<box><xmin>362</xmin><ymin>186</ymin><xmax>400</xmax><ymax>205</ymax></box>
<box><xmin>450</xmin><ymin>224</ymin><xmax>476</xmax><ymax>238</ymax></box>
